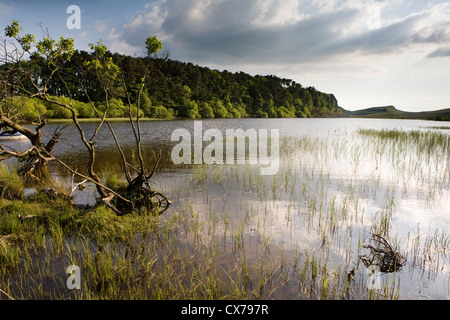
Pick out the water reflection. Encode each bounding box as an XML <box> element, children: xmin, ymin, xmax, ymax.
<box><xmin>11</xmin><ymin>118</ymin><xmax>450</xmax><ymax>299</ymax></box>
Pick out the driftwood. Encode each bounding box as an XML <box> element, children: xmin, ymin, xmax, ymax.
<box><xmin>359</xmin><ymin>234</ymin><xmax>406</xmax><ymax>273</ymax></box>
<box><xmin>106</xmin><ymin>185</ymin><xmax>172</xmax><ymax>216</ymax></box>
<box><xmin>69</xmin><ymin>173</ymin><xmax>87</xmax><ymax>196</ymax></box>
<box><xmin>0</xmin><ymin>288</ymin><xmax>14</xmax><ymax>300</ymax></box>
<box><xmin>39</xmin><ymin>187</ymin><xmax>73</xmax><ymax>201</ymax></box>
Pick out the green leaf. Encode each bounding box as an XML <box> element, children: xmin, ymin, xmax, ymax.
<box><xmin>145</xmin><ymin>36</ymin><xmax>162</xmax><ymax>57</ymax></box>
<box><xmin>4</xmin><ymin>20</ymin><xmax>22</xmax><ymax>38</ymax></box>
<box><xmin>18</xmin><ymin>34</ymin><xmax>35</xmax><ymax>51</ymax></box>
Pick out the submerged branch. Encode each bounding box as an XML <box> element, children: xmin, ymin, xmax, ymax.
<box><xmin>55</xmin><ymin>159</ymin><xmax>132</xmax><ymax>205</ymax></box>
<box><xmin>359</xmin><ymin>234</ymin><xmax>406</xmax><ymax>273</ymax></box>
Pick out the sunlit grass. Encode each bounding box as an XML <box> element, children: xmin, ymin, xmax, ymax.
<box><xmin>0</xmin><ymin>164</ymin><xmax>24</xmax><ymax>200</ymax></box>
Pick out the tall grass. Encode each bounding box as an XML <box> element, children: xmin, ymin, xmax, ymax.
<box><xmin>0</xmin><ymin>164</ymin><xmax>24</xmax><ymax>200</ymax></box>
<box><xmin>0</xmin><ymin>127</ymin><xmax>448</xmax><ymax>300</ymax></box>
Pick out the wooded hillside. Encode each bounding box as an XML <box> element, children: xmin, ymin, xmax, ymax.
<box><xmin>2</xmin><ymin>50</ymin><xmax>346</xmax><ymax>120</ymax></box>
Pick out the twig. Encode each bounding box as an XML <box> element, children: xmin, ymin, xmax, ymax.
<box><xmin>102</xmin><ymin>193</ymin><xmax>124</xmax><ymax>215</ymax></box>
<box><xmin>0</xmin><ymin>288</ymin><xmax>14</xmax><ymax>300</ymax></box>
<box><xmin>56</xmin><ymin>159</ymin><xmax>131</xmax><ymax>204</ymax></box>
<box><xmin>69</xmin><ymin>176</ymin><xmax>88</xmax><ymax>196</ymax></box>
<box><xmin>359</xmin><ymin>234</ymin><xmax>406</xmax><ymax>273</ymax></box>
<box><xmin>146</xmin><ymin>151</ymin><xmax>161</xmax><ymax>180</ymax></box>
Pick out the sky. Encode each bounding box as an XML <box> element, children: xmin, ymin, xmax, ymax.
<box><xmin>1</xmin><ymin>0</ymin><xmax>450</xmax><ymax>111</ymax></box>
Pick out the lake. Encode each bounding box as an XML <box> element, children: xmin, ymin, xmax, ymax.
<box><xmin>7</xmin><ymin>118</ymin><xmax>450</xmax><ymax>299</ymax></box>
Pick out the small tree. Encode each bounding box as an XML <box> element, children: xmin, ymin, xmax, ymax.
<box><xmin>0</xmin><ymin>21</ymin><xmax>170</xmax><ymax>215</ymax></box>
<box><xmin>0</xmin><ymin>21</ymin><xmax>69</xmax><ymax>178</ymax></box>
<box><xmin>145</xmin><ymin>36</ymin><xmax>163</xmax><ymax>58</ymax></box>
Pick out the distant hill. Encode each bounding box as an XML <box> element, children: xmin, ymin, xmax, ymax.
<box><xmin>347</xmin><ymin>105</ymin><xmax>450</xmax><ymax>121</ymax></box>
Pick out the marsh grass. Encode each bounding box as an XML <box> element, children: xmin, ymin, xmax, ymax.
<box><xmin>0</xmin><ymin>127</ymin><xmax>449</xmax><ymax>300</ymax></box>
<box><xmin>0</xmin><ymin>164</ymin><xmax>24</xmax><ymax>200</ymax></box>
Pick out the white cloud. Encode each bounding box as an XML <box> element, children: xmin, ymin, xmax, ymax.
<box><xmin>427</xmin><ymin>45</ymin><xmax>450</xmax><ymax>58</ymax></box>
<box><xmin>108</xmin><ymin>1</ymin><xmax>168</xmax><ymax>55</ymax></box>
<box><xmin>109</xmin><ymin>0</ymin><xmax>450</xmax><ymax>63</ymax></box>
<box><xmin>253</xmin><ymin>0</ymin><xmax>306</xmax><ymax>26</ymax></box>
<box><xmin>108</xmin><ymin>27</ymin><xmax>143</xmax><ymax>56</ymax></box>
<box><xmin>102</xmin><ymin>0</ymin><xmax>450</xmax><ymax>110</ymax></box>
<box><xmin>95</xmin><ymin>22</ymin><xmax>109</xmax><ymax>34</ymax></box>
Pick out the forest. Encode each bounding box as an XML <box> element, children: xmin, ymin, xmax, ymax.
<box><xmin>2</xmin><ymin>49</ymin><xmax>346</xmax><ymax>121</ymax></box>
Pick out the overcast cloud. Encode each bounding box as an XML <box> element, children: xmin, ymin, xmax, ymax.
<box><xmin>110</xmin><ymin>1</ymin><xmax>450</xmax><ymax>61</ymax></box>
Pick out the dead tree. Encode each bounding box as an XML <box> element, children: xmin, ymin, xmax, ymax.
<box><xmin>0</xmin><ymin>114</ymin><xmax>65</xmax><ymax>180</ymax></box>
<box><xmin>0</xmin><ymin>22</ymin><xmax>64</xmax><ymax>179</ymax></box>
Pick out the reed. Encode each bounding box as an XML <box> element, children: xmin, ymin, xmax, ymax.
<box><xmin>0</xmin><ymin>126</ymin><xmax>448</xmax><ymax>300</ymax></box>
<box><xmin>0</xmin><ymin>164</ymin><xmax>24</xmax><ymax>200</ymax></box>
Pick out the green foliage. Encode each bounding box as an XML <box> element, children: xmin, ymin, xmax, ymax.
<box><xmin>107</xmin><ymin>98</ymin><xmax>127</xmax><ymax>118</ymax></box>
<box><xmin>89</xmin><ymin>40</ymin><xmax>107</xmax><ymax>57</ymax></box>
<box><xmin>21</xmin><ymin>98</ymin><xmax>46</xmax><ymax>120</ymax></box>
<box><xmin>186</xmin><ymin>101</ymin><xmax>201</xmax><ymax>119</ymax></box>
<box><xmin>33</xmin><ymin>36</ymin><xmax>75</xmax><ymax>63</ymax></box>
<box><xmin>199</xmin><ymin>102</ymin><xmax>214</xmax><ymax>119</ymax></box>
<box><xmin>4</xmin><ymin>20</ymin><xmax>21</xmax><ymax>38</ymax></box>
<box><xmin>17</xmin><ymin>33</ymin><xmax>35</xmax><ymax>51</ymax></box>
<box><xmin>3</xmin><ymin>21</ymin><xmax>342</xmax><ymax>120</ymax></box>
<box><xmin>149</xmin><ymin>105</ymin><xmax>175</xmax><ymax>119</ymax></box>
<box><xmin>211</xmin><ymin>99</ymin><xmax>231</xmax><ymax>118</ymax></box>
<box><xmin>277</xmin><ymin>106</ymin><xmax>295</xmax><ymax>118</ymax></box>
<box><xmin>84</xmin><ymin>40</ymin><xmax>120</xmax><ymax>87</ymax></box>
<box><xmin>0</xmin><ymin>97</ymin><xmax>46</xmax><ymax>121</ymax></box>
<box><xmin>1</xmin><ymin>96</ymin><xmax>96</xmax><ymax>120</ymax></box>
<box><xmin>104</xmin><ymin>172</ymin><xmax>120</xmax><ymax>190</ymax></box>
<box><xmin>145</xmin><ymin>36</ymin><xmax>163</xmax><ymax>57</ymax></box>
<box><xmin>5</xmin><ymin>20</ymin><xmax>76</xmax><ymax>61</ymax></box>
<box><xmin>254</xmin><ymin>109</ymin><xmax>269</xmax><ymax>118</ymax></box>
<box><xmin>0</xmin><ymin>164</ymin><xmax>24</xmax><ymax>200</ymax></box>
<box><xmin>140</xmin><ymin>92</ymin><xmax>153</xmax><ymax>117</ymax></box>
<box><xmin>42</xmin><ymin>96</ymin><xmax>72</xmax><ymax>118</ymax></box>
<box><xmin>73</xmin><ymin>100</ymin><xmax>95</xmax><ymax>118</ymax></box>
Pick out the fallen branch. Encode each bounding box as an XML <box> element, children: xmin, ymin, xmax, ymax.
<box><xmin>69</xmin><ymin>173</ymin><xmax>87</xmax><ymax>196</ymax></box>
<box><xmin>17</xmin><ymin>214</ymin><xmax>38</xmax><ymax>221</ymax></box>
<box><xmin>359</xmin><ymin>234</ymin><xmax>406</xmax><ymax>273</ymax></box>
<box><xmin>0</xmin><ymin>288</ymin><xmax>14</xmax><ymax>300</ymax></box>
<box><xmin>102</xmin><ymin>193</ymin><xmax>123</xmax><ymax>215</ymax></box>
<box><xmin>55</xmin><ymin>159</ymin><xmax>132</xmax><ymax>205</ymax></box>
<box><xmin>0</xmin><ymin>144</ymin><xmax>36</xmax><ymax>161</ymax></box>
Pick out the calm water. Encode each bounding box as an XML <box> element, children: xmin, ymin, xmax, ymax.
<box><xmin>9</xmin><ymin>118</ymin><xmax>450</xmax><ymax>299</ymax></box>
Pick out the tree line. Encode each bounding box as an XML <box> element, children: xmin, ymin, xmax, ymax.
<box><xmin>2</xmin><ymin>49</ymin><xmax>345</xmax><ymax>121</ymax></box>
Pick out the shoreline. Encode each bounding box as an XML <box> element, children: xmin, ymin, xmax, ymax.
<box><xmin>46</xmin><ymin>117</ymin><xmax>169</xmax><ymax>124</ymax></box>
<box><xmin>40</xmin><ymin>114</ymin><xmax>450</xmax><ymax>124</ymax></box>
